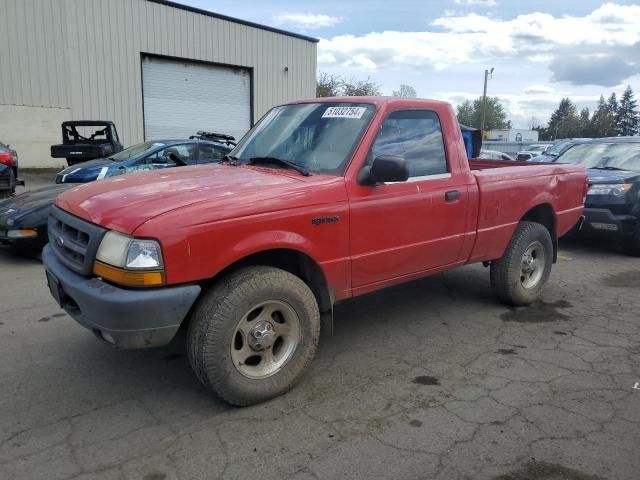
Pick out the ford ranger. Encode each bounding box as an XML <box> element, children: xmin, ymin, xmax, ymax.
<box><xmin>42</xmin><ymin>97</ymin><xmax>587</xmax><ymax>405</ymax></box>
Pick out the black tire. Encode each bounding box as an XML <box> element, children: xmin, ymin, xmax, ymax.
<box><xmin>622</xmin><ymin>224</ymin><xmax>640</xmax><ymax>257</ymax></box>
<box><xmin>187</xmin><ymin>266</ymin><xmax>320</xmax><ymax>406</ymax></box>
<box><xmin>9</xmin><ymin>168</ymin><xmax>16</xmax><ymax>193</ymax></box>
<box><xmin>490</xmin><ymin>221</ymin><xmax>553</xmax><ymax>306</ymax></box>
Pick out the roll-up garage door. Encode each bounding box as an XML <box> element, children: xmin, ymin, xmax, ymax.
<box><xmin>142</xmin><ymin>56</ymin><xmax>251</xmax><ymax>142</ymax></box>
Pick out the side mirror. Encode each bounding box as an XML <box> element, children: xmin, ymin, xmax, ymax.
<box><xmin>358</xmin><ymin>155</ymin><xmax>409</xmax><ymax>185</ymax></box>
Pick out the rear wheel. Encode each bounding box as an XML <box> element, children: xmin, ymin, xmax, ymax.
<box><xmin>187</xmin><ymin>266</ymin><xmax>320</xmax><ymax>406</ymax></box>
<box><xmin>490</xmin><ymin>221</ymin><xmax>553</xmax><ymax>306</ymax></box>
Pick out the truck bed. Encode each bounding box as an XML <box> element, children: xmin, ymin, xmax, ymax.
<box><xmin>469</xmin><ymin>158</ymin><xmax>535</xmax><ymax>170</ymax></box>
<box><xmin>467</xmin><ymin>159</ymin><xmax>586</xmax><ymax>263</ymax></box>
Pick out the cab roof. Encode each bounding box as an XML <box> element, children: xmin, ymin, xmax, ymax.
<box><xmin>283</xmin><ymin>96</ymin><xmax>453</xmax><ymax>109</ymax></box>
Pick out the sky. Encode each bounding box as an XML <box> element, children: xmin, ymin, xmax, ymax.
<box><xmin>181</xmin><ymin>0</ymin><xmax>640</xmax><ymax>128</ymax></box>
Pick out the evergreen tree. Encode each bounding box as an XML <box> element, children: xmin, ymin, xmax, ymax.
<box><xmin>547</xmin><ymin>98</ymin><xmax>580</xmax><ymax>139</ymax></box>
<box><xmin>615</xmin><ymin>85</ymin><xmax>639</xmax><ymax>136</ymax></box>
<box><xmin>533</xmin><ymin>125</ymin><xmax>551</xmax><ymax>141</ymax></box>
<box><xmin>578</xmin><ymin>108</ymin><xmax>591</xmax><ymax>137</ymax></box>
<box><xmin>590</xmin><ymin>95</ymin><xmax>617</xmax><ymax>137</ymax></box>
<box><xmin>607</xmin><ymin>92</ymin><xmax>618</xmax><ymax>117</ymax></box>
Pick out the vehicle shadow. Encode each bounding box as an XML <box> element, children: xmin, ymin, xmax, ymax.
<box><xmin>40</xmin><ymin>264</ymin><xmax>496</xmax><ymax>413</ymax></box>
<box><xmin>0</xmin><ymin>244</ymin><xmax>43</xmax><ymax>265</ymax></box>
<box><xmin>559</xmin><ymin>234</ymin><xmax>627</xmax><ymax>256</ymax></box>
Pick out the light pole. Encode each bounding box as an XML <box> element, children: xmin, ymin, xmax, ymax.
<box><xmin>480</xmin><ymin>67</ymin><xmax>494</xmax><ymax>136</ymax></box>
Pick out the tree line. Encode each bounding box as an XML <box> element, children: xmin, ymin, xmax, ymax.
<box><xmin>316</xmin><ymin>72</ymin><xmax>417</xmax><ymax>98</ymax></box>
<box><xmin>535</xmin><ymin>86</ymin><xmax>639</xmax><ymax>140</ymax></box>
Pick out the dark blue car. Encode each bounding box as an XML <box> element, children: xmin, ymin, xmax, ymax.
<box><xmin>55</xmin><ymin>138</ymin><xmax>233</xmax><ymax>184</ymax></box>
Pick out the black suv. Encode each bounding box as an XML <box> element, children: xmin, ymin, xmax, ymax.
<box><xmin>556</xmin><ymin>138</ymin><xmax>640</xmax><ymax>255</ymax></box>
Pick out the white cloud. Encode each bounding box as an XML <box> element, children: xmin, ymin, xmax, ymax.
<box><xmin>318</xmin><ymin>3</ymin><xmax>640</xmax><ymax>85</ymax></box>
<box><xmin>523</xmin><ymin>85</ymin><xmax>556</xmax><ymax>95</ymax></box>
<box><xmin>274</xmin><ymin>13</ymin><xmax>342</xmax><ymax>30</ymax></box>
<box><xmin>454</xmin><ymin>0</ymin><xmax>497</xmax><ymax>6</ymax></box>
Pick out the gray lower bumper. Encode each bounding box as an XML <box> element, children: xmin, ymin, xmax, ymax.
<box><xmin>42</xmin><ymin>245</ymin><xmax>201</xmax><ymax>349</ymax></box>
<box><xmin>583</xmin><ymin>208</ymin><xmax>637</xmax><ymax>235</ymax></box>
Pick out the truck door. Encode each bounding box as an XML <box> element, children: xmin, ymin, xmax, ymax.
<box><xmin>347</xmin><ymin>109</ymin><xmax>469</xmax><ymax>288</ymax></box>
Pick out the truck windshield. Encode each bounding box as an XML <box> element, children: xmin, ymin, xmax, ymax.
<box><xmin>558</xmin><ymin>142</ymin><xmax>640</xmax><ymax>171</ymax></box>
<box><xmin>231</xmin><ymin>103</ymin><xmax>376</xmax><ymax>175</ymax></box>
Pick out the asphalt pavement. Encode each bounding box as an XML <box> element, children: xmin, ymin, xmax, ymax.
<box><xmin>0</xmin><ymin>172</ymin><xmax>638</xmax><ymax>480</ymax></box>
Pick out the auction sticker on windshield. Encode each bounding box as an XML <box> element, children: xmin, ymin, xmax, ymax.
<box><xmin>322</xmin><ymin>106</ymin><xmax>367</xmax><ymax>119</ymax></box>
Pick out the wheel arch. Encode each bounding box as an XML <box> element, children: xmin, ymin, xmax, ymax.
<box><xmin>203</xmin><ymin>248</ymin><xmax>333</xmax><ymax>314</ymax></box>
<box><xmin>520</xmin><ymin>203</ymin><xmax>558</xmax><ymax>262</ymax></box>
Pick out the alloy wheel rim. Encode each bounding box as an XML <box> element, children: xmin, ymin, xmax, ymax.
<box><xmin>230</xmin><ymin>300</ymin><xmax>301</xmax><ymax>379</ymax></box>
<box><xmin>520</xmin><ymin>241</ymin><xmax>545</xmax><ymax>289</ymax></box>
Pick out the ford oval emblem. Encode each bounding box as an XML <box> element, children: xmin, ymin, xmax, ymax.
<box><xmin>56</xmin><ymin>236</ymin><xmax>64</xmax><ymax>248</ymax></box>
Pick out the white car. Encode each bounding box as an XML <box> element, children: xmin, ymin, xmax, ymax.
<box><xmin>516</xmin><ymin>143</ymin><xmax>553</xmax><ymax>160</ymax></box>
<box><xmin>479</xmin><ymin>149</ymin><xmax>515</xmax><ymax>161</ymax></box>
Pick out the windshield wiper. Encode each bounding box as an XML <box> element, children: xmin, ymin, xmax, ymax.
<box><xmin>249</xmin><ymin>157</ymin><xmax>310</xmax><ymax>176</ymax></box>
<box><xmin>590</xmin><ymin>166</ymin><xmax>627</xmax><ymax>171</ymax></box>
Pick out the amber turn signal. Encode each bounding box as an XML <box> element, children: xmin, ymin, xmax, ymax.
<box><xmin>93</xmin><ymin>261</ymin><xmax>165</xmax><ymax>287</ymax></box>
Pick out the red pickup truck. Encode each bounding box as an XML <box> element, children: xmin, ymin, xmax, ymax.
<box><xmin>43</xmin><ymin>97</ymin><xmax>587</xmax><ymax>405</ymax></box>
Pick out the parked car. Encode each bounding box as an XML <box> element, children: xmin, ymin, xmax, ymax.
<box><xmin>552</xmin><ymin>137</ymin><xmax>640</xmax><ymax>255</ymax></box>
<box><xmin>516</xmin><ymin>143</ymin><xmax>554</xmax><ymax>161</ymax></box>
<box><xmin>51</xmin><ymin>121</ymin><xmax>123</xmax><ymax>166</ymax></box>
<box><xmin>529</xmin><ymin>138</ymin><xmax>590</xmax><ymax>163</ymax></box>
<box><xmin>0</xmin><ymin>141</ymin><xmax>19</xmax><ymax>196</ymax></box>
<box><xmin>42</xmin><ymin>97</ymin><xmax>586</xmax><ymax>406</ymax></box>
<box><xmin>515</xmin><ymin>152</ymin><xmax>538</xmax><ymax>161</ymax></box>
<box><xmin>0</xmin><ymin>135</ymin><xmax>234</xmax><ymax>255</ymax></box>
<box><xmin>479</xmin><ymin>149</ymin><xmax>515</xmax><ymax>161</ymax></box>
<box><xmin>0</xmin><ymin>183</ymin><xmax>75</xmax><ymax>253</ymax></box>
<box><xmin>55</xmin><ymin>137</ymin><xmax>233</xmax><ymax>184</ymax></box>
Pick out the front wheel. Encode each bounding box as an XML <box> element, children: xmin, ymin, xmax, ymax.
<box><xmin>622</xmin><ymin>224</ymin><xmax>640</xmax><ymax>257</ymax></box>
<box><xmin>187</xmin><ymin>266</ymin><xmax>320</xmax><ymax>406</ymax></box>
<box><xmin>490</xmin><ymin>221</ymin><xmax>553</xmax><ymax>306</ymax></box>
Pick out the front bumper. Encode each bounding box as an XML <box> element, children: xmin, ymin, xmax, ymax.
<box><xmin>582</xmin><ymin>208</ymin><xmax>637</xmax><ymax>236</ymax></box>
<box><xmin>42</xmin><ymin>245</ymin><xmax>201</xmax><ymax>349</ymax></box>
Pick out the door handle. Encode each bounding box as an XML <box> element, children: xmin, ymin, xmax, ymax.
<box><xmin>445</xmin><ymin>190</ymin><xmax>461</xmax><ymax>202</ymax></box>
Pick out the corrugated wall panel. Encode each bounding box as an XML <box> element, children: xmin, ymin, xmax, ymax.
<box><xmin>1</xmin><ymin>0</ymin><xmax>316</xmax><ymax>155</ymax></box>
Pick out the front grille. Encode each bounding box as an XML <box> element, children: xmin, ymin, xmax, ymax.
<box><xmin>0</xmin><ymin>176</ymin><xmax>9</xmax><ymax>188</ymax></box>
<box><xmin>48</xmin><ymin>206</ymin><xmax>106</xmax><ymax>275</ymax></box>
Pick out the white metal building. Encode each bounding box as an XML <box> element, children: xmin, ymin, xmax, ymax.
<box><xmin>0</xmin><ymin>0</ymin><xmax>318</xmax><ymax>168</ymax></box>
<box><xmin>486</xmin><ymin>129</ymin><xmax>539</xmax><ymax>143</ymax></box>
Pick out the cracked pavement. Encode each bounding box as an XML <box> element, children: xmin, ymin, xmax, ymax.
<box><xmin>1</xmin><ymin>176</ymin><xmax>639</xmax><ymax>480</ymax></box>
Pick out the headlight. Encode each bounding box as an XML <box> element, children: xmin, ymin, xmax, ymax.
<box><xmin>588</xmin><ymin>183</ymin><xmax>632</xmax><ymax>196</ymax></box>
<box><xmin>94</xmin><ymin>231</ymin><xmax>164</xmax><ymax>287</ymax></box>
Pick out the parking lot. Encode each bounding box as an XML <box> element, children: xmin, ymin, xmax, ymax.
<box><xmin>0</xmin><ymin>173</ymin><xmax>638</xmax><ymax>480</ymax></box>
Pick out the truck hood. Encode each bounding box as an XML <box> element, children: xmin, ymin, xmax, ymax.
<box><xmin>587</xmin><ymin>168</ymin><xmax>640</xmax><ymax>183</ymax></box>
<box><xmin>55</xmin><ymin>164</ymin><xmax>344</xmax><ymax>234</ymax></box>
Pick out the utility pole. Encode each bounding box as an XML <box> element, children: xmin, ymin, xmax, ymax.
<box><xmin>480</xmin><ymin>67</ymin><xmax>494</xmax><ymax>136</ymax></box>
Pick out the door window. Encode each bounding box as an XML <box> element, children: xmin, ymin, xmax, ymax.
<box><xmin>145</xmin><ymin>145</ymin><xmax>195</xmax><ymax>165</ymax></box>
<box><xmin>198</xmin><ymin>143</ymin><xmax>229</xmax><ymax>163</ymax></box>
<box><xmin>371</xmin><ymin>110</ymin><xmax>447</xmax><ymax>178</ymax></box>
